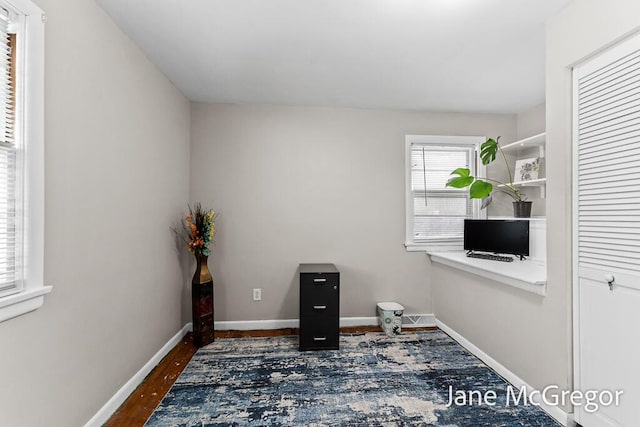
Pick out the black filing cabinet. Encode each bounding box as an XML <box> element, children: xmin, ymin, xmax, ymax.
<box><xmin>299</xmin><ymin>263</ymin><xmax>340</xmax><ymax>351</ymax></box>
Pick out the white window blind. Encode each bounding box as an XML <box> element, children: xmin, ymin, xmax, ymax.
<box><xmin>0</xmin><ymin>8</ymin><xmax>18</xmax><ymax>296</ymax></box>
<box><xmin>0</xmin><ymin>0</ymin><xmax>48</xmax><ymax>323</ymax></box>
<box><xmin>405</xmin><ymin>135</ymin><xmax>483</xmax><ymax>251</ymax></box>
<box><xmin>577</xmin><ymin>44</ymin><xmax>640</xmax><ymax>275</ymax></box>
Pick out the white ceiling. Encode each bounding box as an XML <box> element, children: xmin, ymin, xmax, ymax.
<box><xmin>96</xmin><ymin>0</ymin><xmax>570</xmax><ymax>114</ymax></box>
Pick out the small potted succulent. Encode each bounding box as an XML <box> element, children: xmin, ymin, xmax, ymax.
<box><xmin>446</xmin><ymin>136</ymin><xmax>532</xmax><ymax>217</ymax></box>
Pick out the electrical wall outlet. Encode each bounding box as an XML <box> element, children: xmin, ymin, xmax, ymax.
<box><xmin>253</xmin><ymin>288</ymin><xmax>262</xmax><ymax>301</ymax></box>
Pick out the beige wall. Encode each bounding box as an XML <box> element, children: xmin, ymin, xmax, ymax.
<box><xmin>190</xmin><ymin>103</ymin><xmax>515</xmax><ymax>321</ymax></box>
<box><xmin>0</xmin><ymin>1</ymin><xmax>190</xmax><ymax>426</ymax></box>
<box><xmin>517</xmin><ymin>103</ymin><xmax>546</xmax><ymax>140</ymax></box>
<box><xmin>432</xmin><ymin>261</ymin><xmax>568</xmax><ymax>386</ymax></box>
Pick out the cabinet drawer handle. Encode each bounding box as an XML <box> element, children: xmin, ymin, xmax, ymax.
<box><xmin>313</xmin><ymin>278</ymin><xmax>327</xmax><ymax>283</ymax></box>
<box><xmin>313</xmin><ymin>305</ymin><xmax>327</xmax><ymax>310</ymax></box>
<box><xmin>313</xmin><ymin>336</ymin><xmax>327</xmax><ymax>341</ymax></box>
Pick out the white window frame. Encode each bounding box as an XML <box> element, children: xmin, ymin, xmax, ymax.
<box><xmin>0</xmin><ymin>0</ymin><xmax>49</xmax><ymax>323</ymax></box>
<box><xmin>404</xmin><ymin>135</ymin><xmax>486</xmax><ymax>252</ymax></box>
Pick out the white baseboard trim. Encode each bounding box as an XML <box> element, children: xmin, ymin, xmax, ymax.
<box><xmin>403</xmin><ymin>313</ymin><xmax>436</xmax><ymax>328</ymax></box>
<box><xmin>340</xmin><ymin>316</ymin><xmax>376</xmax><ymax>327</ymax></box>
<box><xmin>84</xmin><ymin>323</ymin><xmax>192</xmax><ymax>427</ymax></box>
<box><xmin>436</xmin><ymin>320</ymin><xmax>571</xmax><ymax>427</ymax></box>
<box><xmin>214</xmin><ymin>314</ymin><xmax>436</xmax><ymax>331</ymax></box>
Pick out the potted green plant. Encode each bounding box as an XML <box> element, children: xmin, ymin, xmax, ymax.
<box><xmin>446</xmin><ymin>136</ymin><xmax>532</xmax><ymax>217</ymax></box>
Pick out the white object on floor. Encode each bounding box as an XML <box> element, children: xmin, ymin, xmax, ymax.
<box><xmin>377</xmin><ymin>302</ymin><xmax>405</xmax><ymax>336</ymax></box>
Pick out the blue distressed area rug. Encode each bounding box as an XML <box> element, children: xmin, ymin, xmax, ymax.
<box><xmin>146</xmin><ymin>331</ymin><xmax>560</xmax><ymax>426</ymax></box>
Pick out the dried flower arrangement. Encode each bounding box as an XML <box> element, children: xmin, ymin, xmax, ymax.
<box><xmin>184</xmin><ymin>203</ymin><xmax>217</xmax><ymax>256</ymax></box>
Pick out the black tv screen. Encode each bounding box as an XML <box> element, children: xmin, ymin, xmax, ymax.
<box><xmin>464</xmin><ymin>220</ymin><xmax>530</xmax><ymax>257</ymax></box>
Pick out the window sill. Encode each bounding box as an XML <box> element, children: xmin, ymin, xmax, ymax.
<box><xmin>0</xmin><ymin>286</ymin><xmax>52</xmax><ymax>323</ymax></box>
<box><xmin>427</xmin><ymin>251</ymin><xmax>546</xmax><ymax>296</ymax></box>
<box><xmin>405</xmin><ymin>243</ymin><xmax>463</xmax><ymax>252</ymax></box>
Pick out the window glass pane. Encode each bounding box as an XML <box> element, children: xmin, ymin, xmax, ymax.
<box><xmin>411</xmin><ymin>147</ymin><xmax>470</xmax><ymax>191</ymax></box>
<box><xmin>413</xmin><ymin>216</ymin><xmax>465</xmax><ymax>241</ymax></box>
<box><xmin>411</xmin><ymin>148</ymin><xmax>468</xmax><ymax>170</ymax></box>
<box><xmin>412</xmin><ymin>169</ymin><xmax>472</xmax><ymax>191</ymax></box>
<box><xmin>413</xmin><ymin>195</ymin><xmax>470</xmax><ymax>217</ymax></box>
<box><xmin>0</xmin><ymin>19</ymin><xmax>15</xmax><ymax>293</ymax></box>
<box><xmin>0</xmin><ymin>15</ymin><xmax>14</xmax><ymax>145</ymax></box>
<box><xmin>406</xmin><ymin>138</ymin><xmax>480</xmax><ymax>248</ymax></box>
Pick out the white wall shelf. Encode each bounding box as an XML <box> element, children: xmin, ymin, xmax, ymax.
<box><xmin>497</xmin><ymin>133</ymin><xmax>546</xmax><ymax>199</ymax></box>
<box><xmin>501</xmin><ymin>132</ymin><xmax>546</xmax><ymax>158</ymax></box>
<box><xmin>498</xmin><ymin>178</ymin><xmax>546</xmax><ymax>198</ymax></box>
<box><xmin>499</xmin><ymin>178</ymin><xmax>546</xmax><ymax>187</ymax></box>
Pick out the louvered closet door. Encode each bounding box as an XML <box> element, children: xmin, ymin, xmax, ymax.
<box><xmin>574</xmin><ymin>32</ymin><xmax>640</xmax><ymax>427</ymax></box>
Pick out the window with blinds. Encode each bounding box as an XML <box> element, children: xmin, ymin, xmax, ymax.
<box><xmin>0</xmin><ymin>8</ymin><xmax>18</xmax><ymax>296</ymax></box>
<box><xmin>405</xmin><ymin>135</ymin><xmax>483</xmax><ymax>250</ymax></box>
<box><xmin>0</xmin><ymin>0</ymin><xmax>47</xmax><ymax>322</ymax></box>
<box><xmin>576</xmin><ymin>41</ymin><xmax>640</xmax><ymax>276</ymax></box>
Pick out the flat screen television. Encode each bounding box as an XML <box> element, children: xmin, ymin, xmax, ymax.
<box><xmin>464</xmin><ymin>219</ymin><xmax>530</xmax><ymax>257</ymax></box>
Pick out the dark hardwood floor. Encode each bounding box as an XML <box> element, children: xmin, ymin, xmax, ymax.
<box><xmin>104</xmin><ymin>333</ymin><xmax>198</xmax><ymax>427</ymax></box>
<box><xmin>104</xmin><ymin>326</ymin><xmax>437</xmax><ymax>426</ymax></box>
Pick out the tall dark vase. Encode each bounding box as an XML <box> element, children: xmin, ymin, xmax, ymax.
<box><xmin>192</xmin><ymin>253</ymin><xmax>214</xmax><ymax>347</ymax></box>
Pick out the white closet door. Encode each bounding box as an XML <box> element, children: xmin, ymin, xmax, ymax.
<box><xmin>574</xmin><ymin>32</ymin><xmax>640</xmax><ymax>427</ymax></box>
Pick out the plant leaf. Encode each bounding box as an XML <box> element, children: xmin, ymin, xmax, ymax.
<box><xmin>446</xmin><ymin>168</ymin><xmax>473</xmax><ymax>188</ymax></box>
<box><xmin>450</xmin><ymin>167</ymin><xmax>470</xmax><ymax>178</ymax></box>
<box><xmin>480</xmin><ymin>195</ymin><xmax>493</xmax><ymax>209</ymax></box>
<box><xmin>469</xmin><ymin>180</ymin><xmax>493</xmax><ymax>199</ymax></box>
<box><xmin>479</xmin><ymin>138</ymin><xmax>499</xmax><ymax>165</ymax></box>
<box><xmin>447</xmin><ymin>176</ymin><xmax>474</xmax><ymax>188</ymax></box>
